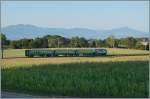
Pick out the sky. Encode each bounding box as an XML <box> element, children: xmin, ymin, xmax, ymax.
<box><xmin>1</xmin><ymin>1</ymin><xmax>149</xmax><ymax>32</ymax></box>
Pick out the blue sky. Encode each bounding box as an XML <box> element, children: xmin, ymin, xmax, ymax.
<box><xmin>1</xmin><ymin>1</ymin><xmax>149</xmax><ymax>32</ymax></box>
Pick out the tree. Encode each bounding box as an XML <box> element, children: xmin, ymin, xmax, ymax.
<box><xmin>70</xmin><ymin>37</ymin><xmax>80</xmax><ymax>47</ymax></box>
<box><xmin>114</xmin><ymin>39</ymin><xmax>119</xmax><ymax>48</ymax></box>
<box><xmin>78</xmin><ymin>37</ymin><xmax>88</xmax><ymax>47</ymax></box>
<box><xmin>135</xmin><ymin>40</ymin><xmax>149</xmax><ymax>50</ymax></box>
<box><xmin>95</xmin><ymin>39</ymin><xmax>104</xmax><ymax>47</ymax></box>
<box><xmin>21</xmin><ymin>39</ymin><xmax>33</xmax><ymax>49</ymax></box>
<box><xmin>125</xmin><ymin>37</ymin><xmax>137</xmax><ymax>49</ymax></box>
<box><xmin>44</xmin><ymin>35</ymin><xmax>68</xmax><ymax>48</ymax></box>
<box><xmin>1</xmin><ymin>33</ymin><xmax>6</xmax><ymax>59</ymax></box>
<box><xmin>88</xmin><ymin>39</ymin><xmax>96</xmax><ymax>47</ymax></box>
<box><xmin>48</xmin><ymin>38</ymin><xmax>58</xmax><ymax>48</ymax></box>
<box><xmin>70</xmin><ymin>37</ymin><xmax>88</xmax><ymax>48</ymax></box>
<box><xmin>146</xmin><ymin>44</ymin><xmax>149</xmax><ymax>50</ymax></box>
<box><xmin>57</xmin><ymin>37</ymin><xmax>70</xmax><ymax>48</ymax></box>
<box><xmin>1</xmin><ymin>33</ymin><xmax>7</xmax><ymax>45</ymax></box>
<box><xmin>135</xmin><ymin>41</ymin><xmax>145</xmax><ymax>50</ymax></box>
<box><xmin>28</xmin><ymin>39</ymin><xmax>34</xmax><ymax>48</ymax></box>
<box><xmin>105</xmin><ymin>36</ymin><xmax>115</xmax><ymax>48</ymax></box>
<box><xmin>31</xmin><ymin>38</ymin><xmax>43</xmax><ymax>48</ymax></box>
<box><xmin>1</xmin><ymin>33</ymin><xmax>10</xmax><ymax>58</ymax></box>
<box><xmin>41</xmin><ymin>38</ymin><xmax>48</xmax><ymax>48</ymax></box>
<box><xmin>10</xmin><ymin>40</ymin><xmax>22</xmax><ymax>49</ymax></box>
<box><xmin>117</xmin><ymin>38</ymin><xmax>128</xmax><ymax>48</ymax></box>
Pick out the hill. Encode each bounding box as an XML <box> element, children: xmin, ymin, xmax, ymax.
<box><xmin>1</xmin><ymin>24</ymin><xmax>148</xmax><ymax>40</ymax></box>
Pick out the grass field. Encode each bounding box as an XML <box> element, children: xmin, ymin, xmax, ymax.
<box><xmin>1</xmin><ymin>48</ymin><xmax>149</xmax><ymax>97</ymax></box>
<box><xmin>2</xmin><ymin>48</ymin><xmax>149</xmax><ymax>67</ymax></box>
<box><xmin>1</xmin><ymin>55</ymin><xmax>149</xmax><ymax>68</ymax></box>
<box><xmin>2</xmin><ymin>61</ymin><xmax>149</xmax><ymax>97</ymax></box>
<box><xmin>3</xmin><ymin>48</ymin><xmax>149</xmax><ymax>58</ymax></box>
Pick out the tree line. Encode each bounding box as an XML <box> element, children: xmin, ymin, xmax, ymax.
<box><xmin>1</xmin><ymin>33</ymin><xmax>149</xmax><ymax>50</ymax></box>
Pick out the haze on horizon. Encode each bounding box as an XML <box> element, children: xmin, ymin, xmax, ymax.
<box><xmin>1</xmin><ymin>1</ymin><xmax>149</xmax><ymax>32</ymax></box>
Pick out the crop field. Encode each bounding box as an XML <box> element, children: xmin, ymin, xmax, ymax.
<box><xmin>2</xmin><ymin>61</ymin><xmax>149</xmax><ymax>97</ymax></box>
<box><xmin>1</xmin><ymin>48</ymin><xmax>149</xmax><ymax>97</ymax></box>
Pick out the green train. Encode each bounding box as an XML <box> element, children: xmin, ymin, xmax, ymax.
<box><xmin>25</xmin><ymin>49</ymin><xmax>107</xmax><ymax>57</ymax></box>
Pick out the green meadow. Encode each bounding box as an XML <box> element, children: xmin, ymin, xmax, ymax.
<box><xmin>1</xmin><ymin>48</ymin><xmax>149</xmax><ymax>97</ymax></box>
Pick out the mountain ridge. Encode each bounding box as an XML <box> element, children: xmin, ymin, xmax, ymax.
<box><xmin>1</xmin><ymin>24</ymin><xmax>149</xmax><ymax>40</ymax></box>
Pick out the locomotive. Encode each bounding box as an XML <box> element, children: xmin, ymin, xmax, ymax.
<box><xmin>25</xmin><ymin>49</ymin><xmax>107</xmax><ymax>57</ymax></box>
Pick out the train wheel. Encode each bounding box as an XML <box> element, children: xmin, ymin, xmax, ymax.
<box><xmin>29</xmin><ymin>55</ymin><xmax>34</xmax><ymax>58</ymax></box>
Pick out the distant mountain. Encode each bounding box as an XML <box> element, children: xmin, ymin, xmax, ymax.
<box><xmin>1</xmin><ymin>24</ymin><xmax>149</xmax><ymax>40</ymax></box>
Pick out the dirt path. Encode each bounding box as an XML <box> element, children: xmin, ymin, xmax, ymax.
<box><xmin>1</xmin><ymin>91</ymin><xmax>49</xmax><ymax>98</ymax></box>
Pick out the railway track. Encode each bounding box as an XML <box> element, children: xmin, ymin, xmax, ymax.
<box><xmin>2</xmin><ymin>53</ymin><xmax>149</xmax><ymax>59</ymax></box>
<box><xmin>108</xmin><ymin>53</ymin><xmax>149</xmax><ymax>57</ymax></box>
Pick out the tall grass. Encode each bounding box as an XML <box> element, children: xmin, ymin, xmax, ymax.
<box><xmin>2</xmin><ymin>55</ymin><xmax>149</xmax><ymax>68</ymax></box>
<box><xmin>1</xmin><ymin>61</ymin><xmax>149</xmax><ymax>97</ymax></box>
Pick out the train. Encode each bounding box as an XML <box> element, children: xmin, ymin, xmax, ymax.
<box><xmin>25</xmin><ymin>49</ymin><xmax>107</xmax><ymax>57</ymax></box>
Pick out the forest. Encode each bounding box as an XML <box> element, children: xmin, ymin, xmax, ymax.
<box><xmin>1</xmin><ymin>33</ymin><xmax>149</xmax><ymax>50</ymax></box>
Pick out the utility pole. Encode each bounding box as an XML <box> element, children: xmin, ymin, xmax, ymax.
<box><xmin>113</xmin><ymin>36</ymin><xmax>115</xmax><ymax>48</ymax></box>
<box><xmin>1</xmin><ymin>36</ymin><xmax>3</xmax><ymax>59</ymax></box>
<box><xmin>57</xmin><ymin>38</ymin><xmax>59</xmax><ymax>48</ymax></box>
<box><xmin>2</xmin><ymin>45</ymin><xmax>3</xmax><ymax>59</ymax></box>
<box><xmin>113</xmin><ymin>39</ymin><xmax>115</xmax><ymax>48</ymax></box>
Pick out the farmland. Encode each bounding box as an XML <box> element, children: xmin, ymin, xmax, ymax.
<box><xmin>2</xmin><ymin>61</ymin><xmax>149</xmax><ymax>97</ymax></box>
<box><xmin>1</xmin><ymin>48</ymin><xmax>149</xmax><ymax>97</ymax></box>
<box><xmin>3</xmin><ymin>48</ymin><xmax>149</xmax><ymax>58</ymax></box>
<box><xmin>1</xmin><ymin>48</ymin><xmax>149</xmax><ymax>68</ymax></box>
